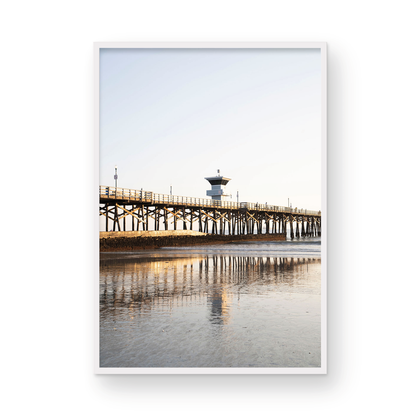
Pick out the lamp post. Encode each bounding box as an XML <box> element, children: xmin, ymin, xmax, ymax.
<box><xmin>114</xmin><ymin>165</ymin><xmax>118</xmax><ymax>189</ymax></box>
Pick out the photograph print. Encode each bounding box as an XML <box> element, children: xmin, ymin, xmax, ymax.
<box><xmin>96</xmin><ymin>42</ymin><xmax>326</xmax><ymax>374</ymax></box>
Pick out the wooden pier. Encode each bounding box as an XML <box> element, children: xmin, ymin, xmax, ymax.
<box><xmin>99</xmin><ymin>186</ymin><xmax>321</xmax><ymax>238</ymax></box>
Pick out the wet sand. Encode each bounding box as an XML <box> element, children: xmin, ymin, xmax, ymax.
<box><xmin>100</xmin><ymin>240</ymin><xmax>321</xmax><ymax>368</ymax></box>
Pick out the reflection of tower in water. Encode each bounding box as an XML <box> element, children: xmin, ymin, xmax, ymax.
<box><xmin>208</xmin><ymin>287</ymin><xmax>231</xmax><ymax>325</ymax></box>
<box><xmin>207</xmin><ymin>254</ymin><xmax>232</xmax><ymax>325</ymax></box>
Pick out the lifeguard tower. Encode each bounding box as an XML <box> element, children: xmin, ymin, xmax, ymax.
<box><xmin>205</xmin><ymin>170</ymin><xmax>231</xmax><ymax>201</ymax></box>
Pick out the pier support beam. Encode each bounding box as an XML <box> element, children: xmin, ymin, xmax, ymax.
<box><xmin>290</xmin><ymin>217</ymin><xmax>294</xmax><ymax>239</ymax></box>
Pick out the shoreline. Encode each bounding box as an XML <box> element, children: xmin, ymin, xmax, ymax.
<box><xmin>100</xmin><ymin>232</ymin><xmax>286</xmax><ymax>252</ymax></box>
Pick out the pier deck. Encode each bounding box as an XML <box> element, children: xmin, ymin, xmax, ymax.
<box><xmin>99</xmin><ymin>186</ymin><xmax>321</xmax><ymax>238</ymax></box>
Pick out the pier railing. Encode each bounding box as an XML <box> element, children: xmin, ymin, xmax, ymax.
<box><xmin>99</xmin><ymin>186</ymin><xmax>321</xmax><ymax>216</ymax></box>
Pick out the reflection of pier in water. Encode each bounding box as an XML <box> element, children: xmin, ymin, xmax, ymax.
<box><xmin>100</xmin><ymin>256</ymin><xmax>320</xmax><ymax>323</ymax></box>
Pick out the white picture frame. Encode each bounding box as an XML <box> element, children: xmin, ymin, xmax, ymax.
<box><xmin>94</xmin><ymin>42</ymin><xmax>327</xmax><ymax>374</ymax></box>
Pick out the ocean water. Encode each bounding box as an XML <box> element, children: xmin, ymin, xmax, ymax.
<box><xmin>100</xmin><ymin>237</ymin><xmax>321</xmax><ymax>368</ymax></box>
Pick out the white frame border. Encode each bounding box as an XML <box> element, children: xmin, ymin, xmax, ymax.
<box><xmin>94</xmin><ymin>42</ymin><xmax>327</xmax><ymax>375</ymax></box>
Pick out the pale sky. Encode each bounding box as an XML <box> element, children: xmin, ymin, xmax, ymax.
<box><xmin>100</xmin><ymin>48</ymin><xmax>322</xmax><ymax>210</ymax></box>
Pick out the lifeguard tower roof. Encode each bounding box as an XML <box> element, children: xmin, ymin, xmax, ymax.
<box><xmin>204</xmin><ymin>176</ymin><xmax>231</xmax><ymax>186</ymax></box>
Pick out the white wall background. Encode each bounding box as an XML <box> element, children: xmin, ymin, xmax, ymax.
<box><xmin>2</xmin><ymin>1</ymin><xmax>415</xmax><ymax>415</ymax></box>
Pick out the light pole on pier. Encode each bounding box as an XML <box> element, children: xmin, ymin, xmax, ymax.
<box><xmin>114</xmin><ymin>165</ymin><xmax>118</xmax><ymax>189</ymax></box>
